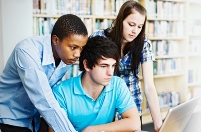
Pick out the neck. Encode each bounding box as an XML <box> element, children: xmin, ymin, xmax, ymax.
<box><xmin>81</xmin><ymin>73</ymin><xmax>104</xmax><ymax>100</ymax></box>
<box><xmin>52</xmin><ymin>44</ymin><xmax>60</xmax><ymax>67</ymax></box>
<box><xmin>55</xmin><ymin>58</ymin><xmax>61</xmax><ymax>67</ymax></box>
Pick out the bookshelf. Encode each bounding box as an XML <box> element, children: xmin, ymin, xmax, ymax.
<box><xmin>186</xmin><ymin>0</ymin><xmax>201</xmax><ymax>99</ymax></box>
<box><xmin>138</xmin><ymin>0</ymin><xmax>188</xmax><ymax>124</ymax></box>
<box><xmin>31</xmin><ymin>0</ymin><xmax>201</xmax><ymax>124</ymax></box>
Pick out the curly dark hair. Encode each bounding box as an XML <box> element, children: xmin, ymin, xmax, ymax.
<box><xmin>51</xmin><ymin>14</ymin><xmax>88</xmax><ymax>41</ymax></box>
<box><xmin>79</xmin><ymin>36</ymin><xmax>120</xmax><ymax>73</ymax></box>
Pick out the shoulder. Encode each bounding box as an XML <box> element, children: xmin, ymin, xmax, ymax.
<box><xmin>53</xmin><ymin>77</ymin><xmax>74</xmax><ymax>93</ymax></box>
<box><xmin>89</xmin><ymin>28</ymin><xmax>109</xmax><ymax>38</ymax></box>
<box><xmin>110</xmin><ymin>76</ymin><xmax>127</xmax><ymax>89</ymax></box>
<box><xmin>15</xmin><ymin>36</ymin><xmax>49</xmax><ymax>51</ymax></box>
<box><xmin>143</xmin><ymin>36</ymin><xmax>152</xmax><ymax>48</ymax></box>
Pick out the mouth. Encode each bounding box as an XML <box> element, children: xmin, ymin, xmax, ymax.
<box><xmin>69</xmin><ymin>59</ymin><xmax>78</xmax><ymax>64</ymax></box>
<box><xmin>105</xmin><ymin>78</ymin><xmax>111</xmax><ymax>81</ymax></box>
<box><xmin>129</xmin><ymin>34</ymin><xmax>136</xmax><ymax>38</ymax></box>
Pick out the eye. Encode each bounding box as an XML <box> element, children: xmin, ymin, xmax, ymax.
<box><xmin>129</xmin><ymin>23</ymin><xmax>134</xmax><ymax>27</ymax></box>
<box><xmin>70</xmin><ymin>46</ymin><xmax>76</xmax><ymax>50</ymax></box>
<box><xmin>138</xmin><ymin>25</ymin><xmax>143</xmax><ymax>28</ymax></box>
<box><xmin>101</xmin><ymin>65</ymin><xmax>107</xmax><ymax>68</ymax></box>
<box><xmin>112</xmin><ymin>64</ymin><xmax>116</xmax><ymax>68</ymax></box>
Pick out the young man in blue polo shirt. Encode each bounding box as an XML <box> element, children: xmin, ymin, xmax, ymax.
<box><xmin>51</xmin><ymin>36</ymin><xmax>141</xmax><ymax>132</ymax></box>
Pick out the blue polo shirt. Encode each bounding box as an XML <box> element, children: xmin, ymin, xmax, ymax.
<box><xmin>53</xmin><ymin>73</ymin><xmax>136</xmax><ymax>131</ymax></box>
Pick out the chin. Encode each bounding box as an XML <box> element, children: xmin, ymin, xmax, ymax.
<box><xmin>64</xmin><ymin>62</ymin><xmax>72</xmax><ymax>65</ymax></box>
<box><xmin>128</xmin><ymin>38</ymin><xmax>135</xmax><ymax>42</ymax></box>
<box><xmin>65</xmin><ymin>60</ymin><xmax>76</xmax><ymax>65</ymax></box>
<box><xmin>124</xmin><ymin>38</ymin><xmax>134</xmax><ymax>43</ymax></box>
<box><xmin>102</xmin><ymin>82</ymin><xmax>110</xmax><ymax>86</ymax></box>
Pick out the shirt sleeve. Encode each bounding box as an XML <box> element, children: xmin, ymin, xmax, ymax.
<box><xmin>89</xmin><ymin>30</ymin><xmax>107</xmax><ymax>38</ymax></box>
<box><xmin>15</xmin><ymin>48</ymin><xmax>77</xmax><ymax>132</ymax></box>
<box><xmin>115</xmin><ymin>78</ymin><xmax>136</xmax><ymax>114</ymax></box>
<box><xmin>141</xmin><ymin>38</ymin><xmax>155</xmax><ymax>64</ymax></box>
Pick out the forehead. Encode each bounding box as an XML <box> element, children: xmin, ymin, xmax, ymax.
<box><xmin>62</xmin><ymin>34</ymin><xmax>88</xmax><ymax>47</ymax></box>
<box><xmin>97</xmin><ymin>57</ymin><xmax>116</xmax><ymax>65</ymax></box>
<box><xmin>124</xmin><ymin>12</ymin><xmax>145</xmax><ymax>24</ymax></box>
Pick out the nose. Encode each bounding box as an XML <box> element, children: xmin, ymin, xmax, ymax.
<box><xmin>74</xmin><ymin>48</ymin><xmax>82</xmax><ymax>58</ymax></box>
<box><xmin>107</xmin><ymin>67</ymin><xmax>114</xmax><ymax>76</ymax></box>
<box><xmin>132</xmin><ymin>26</ymin><xmax>137</xmax><ymax>33</ymax></box>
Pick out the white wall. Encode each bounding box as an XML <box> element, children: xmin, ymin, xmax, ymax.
<box><xmin>0</xmin><ymin>0</ymin><xmax>3</xmax><ymax>73</ymax></box>
<box><xmin>0</xmin><ymin>0</ymin><xmax>33</xmax><ymax>73</ymax></box>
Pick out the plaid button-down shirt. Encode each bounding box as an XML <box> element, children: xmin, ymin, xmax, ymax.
<box><xmin>89</xmin><ymin>29</ymin><xmax>155</xmax><ymax>115</ymax></box>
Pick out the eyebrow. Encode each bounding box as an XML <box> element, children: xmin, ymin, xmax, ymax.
<box><xmin>129</xmin><ymin>21</ymin><xmax>144</xmax><ymax>26</ymax></box>
<box><xmin>68</xmin><ymin>44</ymin><xmax>82</xmax><ymax>48</ymax></box>
<box><xmin>99</xmin><ymin>63</ymin><xmax>116</xmax><ymax>66</ymax></box>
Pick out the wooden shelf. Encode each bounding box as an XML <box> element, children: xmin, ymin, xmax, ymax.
<box><xmin>188</xmin><ymin>82</ymin><xmax>201</xmax><ymax>87</ymax></box>
<box><xmin>155</xmin><ymin>54</ymin><xmax>185</xmax><ymax>59</ymax></box>
<box><xmin>188</xmin><ymin>53</ymin><xmax>201</xmax><ymax>57</ymax></box>
<box><xmin>154</xmin><ymin>72</ymin><xmax>185</xmax><ymax>78</ymax></box>
<box><xmin>147</xmin><ymin>18</ymin><xmax>186</xmax><ymax>21</ymax></box>
<box><xmin>148</xmin><ymin>37</ymin><xmax>185</xmax><ymax>40</ymax></box>
<box><xmin>33</xmin><ymin>14</ymin><xmax>94</xmax><ymax>18</ymax></box>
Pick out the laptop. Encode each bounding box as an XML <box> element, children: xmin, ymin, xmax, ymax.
<box><xmin>158</xmin><ymin>95</ymin><xmax>201</xmax><ymax>132</ymax></box>
<box><xmin>138</xmin><ymin>96</ymin><xmax>201</xmax><ymax>132</ymax></box>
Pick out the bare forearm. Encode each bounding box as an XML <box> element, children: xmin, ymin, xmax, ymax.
<box><xmin>82</xmin><ymin>118</ymin><xmax>141</xmax><ymax>132</ymax></box>
<box><xmin>145</xmin><ymin>87</ymin><xmax>162</xmax><ymax>132</ymax></box>
<box><xmin>142</xmin><ymin>62</ymin><xmax>163</xmax><ymax>131</ymax></box>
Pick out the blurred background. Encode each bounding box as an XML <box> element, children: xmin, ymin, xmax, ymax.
<box><xmin>0</xmin><ymin>0</ymin><xmax>201</xmax><ymax>131</ymax></box>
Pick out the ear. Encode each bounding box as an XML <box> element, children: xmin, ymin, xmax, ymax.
<box><xmin>52</xmin><ymin>35</ymin><xmax>59</xmax><ymax>46</ymax></box>
<box><xmin>83</xmin><ymin>59</ymin><xmax>90</xmax><ymax>71</ymax></box>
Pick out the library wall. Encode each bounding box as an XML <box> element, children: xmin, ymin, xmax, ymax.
<box><xmin>0</xmin><ymin>1</ymin><xmax>3</xmax><ymax>73</ymax></box>
<box><xmin>0</xmin><ymin>0</ymin><xmax>33</xmax><ymax>72</ymax></box>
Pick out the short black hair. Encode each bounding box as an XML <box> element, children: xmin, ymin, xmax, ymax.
<box><xmin>51</xmin><ymin>14</ymin><xmax>88</xmax><ymax>41</ymax></box>
<box><xmin>79</xmin><ymin>36</ymin><xmax>120</xmax><ymax>72</ymax></box>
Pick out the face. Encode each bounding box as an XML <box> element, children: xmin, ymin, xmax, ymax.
<box><xmin>85</xmin><ymin>57</ymin><xmax>116</xmax><ymax>87</ymax></box>
<box><xmin>52</xmin><ymin>34</ymin><xmax>88</xmax><ymax>65</ymax></box>
<box><xmin>122</xmin><ymin>11</ymin><xmax>145</xmax><ymax>44</ymax></box>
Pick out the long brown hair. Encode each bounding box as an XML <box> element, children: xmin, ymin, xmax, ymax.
<box><xmin>105</xmin><ymin>0</ymin><xmax>147</xmax><ymax>79</ymax></box>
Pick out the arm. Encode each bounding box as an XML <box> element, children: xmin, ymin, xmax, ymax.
<box><xmin>82</xmin><ymin>107</ymin><xmax>141</xmax><ymax>132</ymax></box>
<box><xmin>141</xmin><ymin>61</ymin><xmax>162</xmax><ymax>132</ymax></box>
<box><xmin>16</xmin><ymin>48</ymin><xmax>76</xmax><ymax>132</ymax></box>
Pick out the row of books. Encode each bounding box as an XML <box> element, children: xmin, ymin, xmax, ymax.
<box><xmin>33</xmin><ymin>17</ymin><xmax>57</xmax><ymax>36</ymax></box>
<box><xmin>146</xmin><ymin>0</ymin><xmax>184</xmax><ymax>18</ymax></box>
<box><xmin>188</xmin><ymin>68</ymin><xmax>201</xmax><ymax>84</ymax></box>
<box><xmin>146</xmin><ymin>91</ymin><xmax>180</xmax><ymax>111</ymax></box>
<box><xmin>147</xmin><ymin>20</ymin><xmax>184</xmax><ymax>37</ymax></box>
<box><xmin>33</xmin><ymin>17</ymin><xmax>93</xmax><ymax>36</ymax></box>
<box><xmin>158</xmin><ymin>91</ymin><xmax>180</xmax><ymax>109</ymax></box>
<box><xmin>153</xmin><ymin>58</ymin><xmax>182</xmax><ymax>75</ymax></box>
<box><xmin>152</xmin><ymin>40</ymin><xmax>179</xmax><ymax>56</ymax></box>
<box><xmin>33</xmin><ymin>0</ymin><xmax>92</xmax><ymax>15</ymax></box>
<box><xmin>95</xmin><ymin>19</ymin><xmax>114</xmax><ymax>31</ymax></box>
<box><xmin>33</xmin><ymin>0</ymin><xmax>138</xmax><ymax>16</ymax></box>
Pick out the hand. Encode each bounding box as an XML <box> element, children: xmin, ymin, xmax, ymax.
<box><xmin>154</xmin><ymin>125</ymin><xmax>161</xmax><ymax>132</ymax></box>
